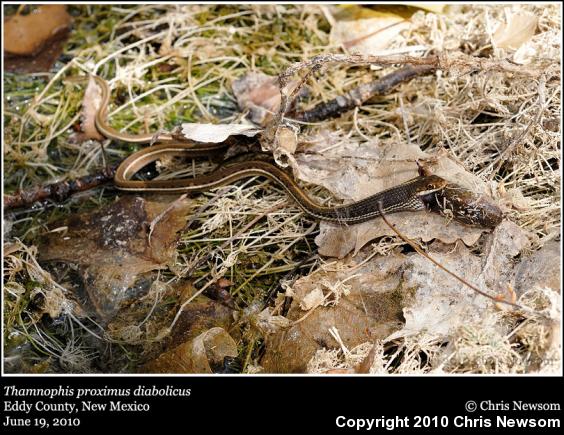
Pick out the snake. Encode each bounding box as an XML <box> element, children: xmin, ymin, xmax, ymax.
<box><xmin>84</xmin><ymin>75</ymin><xmax>503</xmax><ymax>228</ymax></box>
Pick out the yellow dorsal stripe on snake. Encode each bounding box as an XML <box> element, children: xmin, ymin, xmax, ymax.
<box><xmin>85</xmin><ymin>74</ymin><xmax>502</xmax><ymax>228</ymax></box>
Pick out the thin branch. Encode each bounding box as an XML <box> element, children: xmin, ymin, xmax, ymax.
<box><xmin>264</xmin><ymin>53</ymin><xmax>438</xmax><ymax>143</ymax></box>
<box><xmin>4</xmin><ymin>164</ymin><xmax>119</xmax><ymax>210</ymax></box>
<box><xmin>291</xmin><ymin>65</ymin><xmax>436</xmax><ymax>123</ymax></box>
<box><xmin>264</xmin><ymin>51</ymin><xmax>544</xmax><ymax>144</ymax></box>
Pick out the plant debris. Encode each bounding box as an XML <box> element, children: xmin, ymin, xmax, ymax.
<box><xmin>491</xmin><ymin>10</ymin><xmax>538</xmax><ymax>51</ymax></box>
<box><xmin>80</xmin><ymin>76</ymin><xmax>105</xmax><ymax>141</ymax></box>
<box><xmin>232</xmin><ymin>71</ymin><xmax>304</xmax><ymax>126</ymax></box>
<box><xmin>180</xmin><ymin>122</ymin><xmax>261</xmax><ymax>143</ymax></box>
<box><xmin>295</xmin><ymin>141</ymin><xmax>501</xmax><ymax>257</ymax></box>
<box><xmin>143</xmin><ymin>327</ymin><xmax>238</xmax><ymax>373</ymax></box>
<box><xmin>38</xmin><ymin>195</ymin><xmax>193</xmax><ymax>320</ymax></box>
<box><xmin>4</xmin><ymin>5</ymin><xmax>72</xmax><ymax>73</ymax></box>
<box><xmin>329</xmin><ymin>5</ymin><xmax>412</xmax><ymax>55</ymax></box>
<box><xmin>261</xmin><ymin>250</ymin><xmax>406</xmax><ymax>373</ymax></box>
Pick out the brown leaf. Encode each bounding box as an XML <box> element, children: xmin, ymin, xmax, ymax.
<box><xmin>261</xmin><ymin>252</ymin><xmax>405</xmax><ymax>373</ymax></box>
<box><xmin>80</xmin><ymin>76</ymin><xmax>105</xmax><ymax>141</ymax></box>
<box><xmin>143</xmin><ymin>327</ymin><xmax>238</xmax><ymax>373</ymax></box>
<box><xmin>232</xmin><ymin>72</ymin><xmax>282</xmax><ymax>126</ymax></box>
<box><xmin>4</xmin><ymin>5</ymin><xmax>71</xmax><ymax>56</ymax></box>
<box><xmin>316</xmin><ymin>213</ymin><xmax>485</xmax><ymax>259</ymax></box>
<box><xmin>512</xmin><ymin>241</ymin><xmax>561</xmax><ymax>296</ymax></box>
<box><xmin>169</xmin><ymin>281</ymin><xmax>235</xmax><ymax>348</ymax></box>
<box><xmin>4</xmin><ymin>5</ymin><xmax>71</xmax><ymax>73</ymax></box>
<box><xmin>39</xmin><ymin>195</ymin><xmax>193</xmax><ymax>320</ymax></box>
<box><xmin>232</xmin><ymin>72</ymin><xmax>303</xmax><ymax>127</ymax></box>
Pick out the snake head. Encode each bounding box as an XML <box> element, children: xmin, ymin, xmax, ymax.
<box><xmin>415</xmin><ymin>175</ymin><xmax>449</xmax><ymax>197</ymax></box>
<box><xmin>418</xmin><ymin>178</ymin><xmax>504</xmax><ymax>228</ymax></box>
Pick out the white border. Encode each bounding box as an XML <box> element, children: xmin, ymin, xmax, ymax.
<box><xmin>2</xmin><ymin>1</ymin><xmax>563</xmax><ymax>378</ymax></box>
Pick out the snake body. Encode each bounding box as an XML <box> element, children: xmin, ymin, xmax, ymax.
<box><xmin>114</xmin><ymin>143</ymin><xmax>449</xmax><ymax>224</ymax></box>
<box><xmin>92</xmin><ymin>75</ymin><xmax>174</xmax><ymax>143</ymax></box>
<box><xmin>87</xmin><ymin>75</ymin><xmax>503</xmax><ymax>228</ymax></box>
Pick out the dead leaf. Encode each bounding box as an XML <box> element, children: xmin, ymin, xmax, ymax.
<box><xmin>4</xmin><ymin>5</ymin><xmax>72</xmax><ymax>73</ymax></box>
<box><xmin>179</xmin><ymin>122</ymin><xmax>261</xmax><ymax>143</ymax></box>
<box><xmin>261</xmin><ymin>252</ymin><xmax>405</xmax><ymax>373</ymax></box>
<box><xmin>291</xmin><ymin>221</ymin><xmax>552</xmax><ymax>374</ymax></box>
<box><xmin>330</xmin><ymin>6</ymin><xmax>412</xmax><ymax>55</ymax></box>
<box><xmin>315</xmin><ymin>225</ymin><xmax>358</xmax><ymax>259</ymax></box>
<box><xmin>143</xmin><ymin>327</ymin><xmax>238</xmax><ymax>373</ymax></box>
<box><xmin>481</xmin><ymin>220</ymin><xmax>530</xmax><ymax>294</ymax></box>
<box><xmin>512</xmin><ymin>241</ymin><xmax>561</xmax><ymax>296</ymax></box>
<box><xmin>316</xmin><ymin>213</ymin><xmax>485</xmax><ymax>259</ymax></box>
<box><xmin>39</xmin><ymin>195</ymin><xmax>193</xmax><ymax>320</ymax></box>
<box><xmin>231</xmin><ymin>71</ymin><xmax>304</xmax><ymax>126</ymax></box>
<box><xmin>232</xmin><ymin>72</ymin><xmax>282</xmax><ymax>126</ymax></box>
<box><xmin>4</xmin><ymin>5</ymin><xmax>71</xmax><ymax>56</ymax></box>
<box><xmin>492</xmin><ymin>10</ymin><xmax>538</xmax><ymax>50</ymax></box>
<box><xmin>168</xmin><ymin>281</ymin><xmax>235</xmax><ymax>348</ymax></box>
<box><xmin>81</xmin><ymin>76</ymin><xmax>104</xmax><ymax>141</ymax></box>
<box><xmin>385</xmin><ymin>242</ymin><xmax>494</xmax><ymax>342</ymax></box>
<box><xmin>386</xmin><ymin>222</ymin><xmax>529</xmax><ymax>343</ymax></box>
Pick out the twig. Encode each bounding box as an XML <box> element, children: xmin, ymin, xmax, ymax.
<box><xmin>291</xmin><ymin>65</ymin><xmax>436</xmax><ymax>123</ymax></box>
<box><xmin>264</xmin><ymin>51</ymin><xmax>543</xmax><ymax>144</ymax></box>
<box><xmin>270</xmin><ymin>64</ymin><xmax>322</xmax><ymax>143</ymax></box>
<box><xmin>265</xmin><ymin>53</ymin><xmax>438</xmax><ymax>143</ymax></box>
<box><xmin>4</xmin><ymin>164</ymin><xmax>119</xmax><ymax>210</ymax></box>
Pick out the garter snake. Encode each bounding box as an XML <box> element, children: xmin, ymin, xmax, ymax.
<box><xmin>84</xmin><ymin>75</ymin><xmax>503</xmax><ymax>228</ymax></box>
